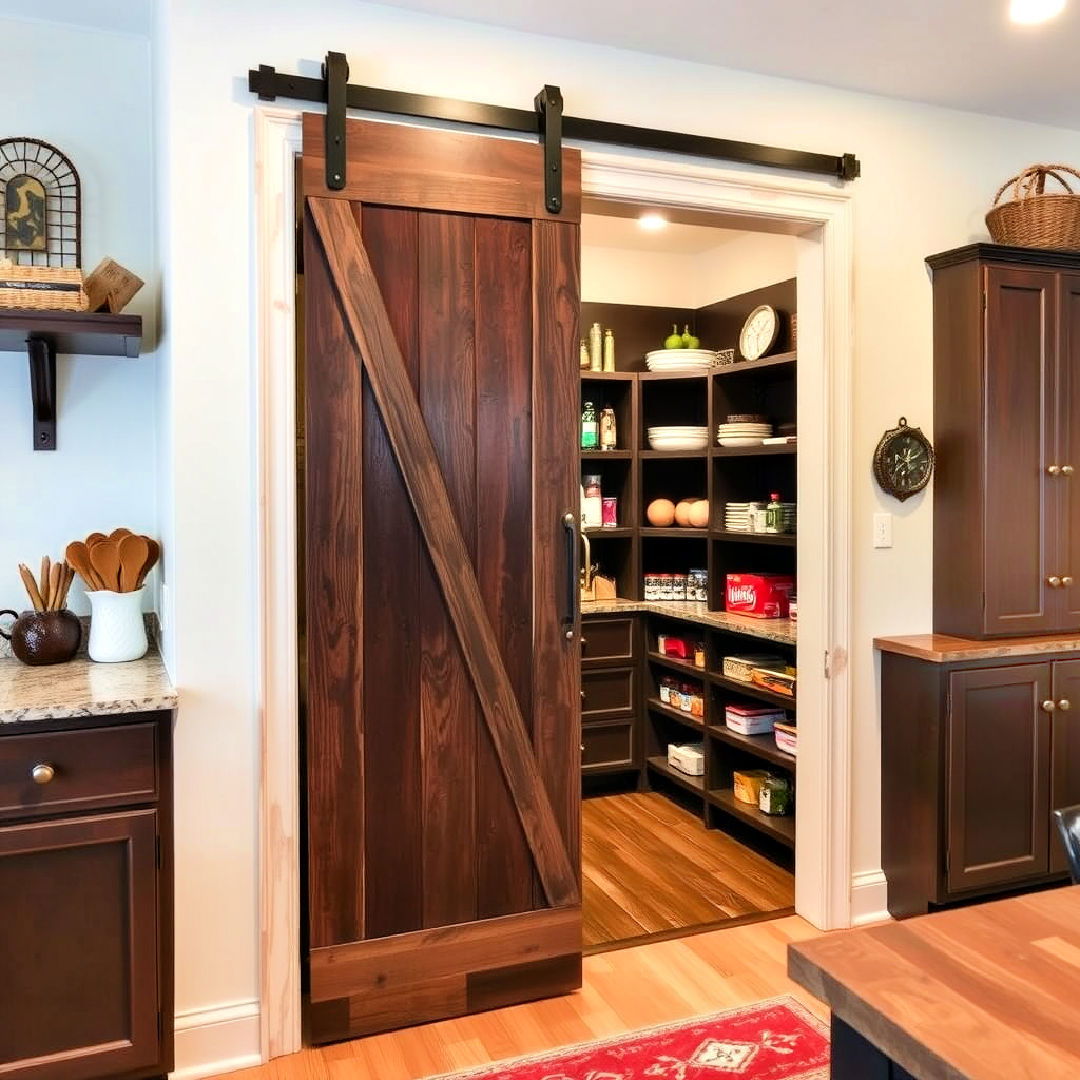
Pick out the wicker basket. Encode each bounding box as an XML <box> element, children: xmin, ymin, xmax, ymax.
<box><xmin>986</xmin><ymin>164</ymin><xmax>1080</xmax><ymax>250</ymax></box>
<box><xmin>0</xmin><ymin>260</ymin><xmax>88</xmax><ymax>311</ymax></box>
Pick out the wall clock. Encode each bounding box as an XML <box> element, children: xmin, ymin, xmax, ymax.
<box><xmin>873</xmin><ymin>417</ymin><xmax>935</xmax><ymax>502</ymax></box>
<box><xmin>0</xmin><ymin>138</ymin><xmax>81</xmax><ymax>267</ymax></box>
<box><xmin>739</xmin><ymin>304</ymin><xmax>779</xmax><ymax>361</ymax></box>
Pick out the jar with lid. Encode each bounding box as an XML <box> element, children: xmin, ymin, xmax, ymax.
<box><xmin>693</xmin><ymin>641</ymin><xmax>706</xmax><ymax>670</ymax></box>
<box><xmin>582</xmin><ymin>474</ymin><xmax>603</xmax><ymax>528</ymax></box>
<box><xmin>659</xmin><ymin>574</ymin><xmax>673</xmax><ymax>601</ymax></box>
<box><xmin>659</xmin><ymin>675</ymin><xmax>672</xmax><ymax>704</ymax></box>
<box><xmin>669</xmin><ymin>681</ymin><xmax>683</xmax><ymax>710</ymax></box>
<box><xmin>690</xmin><ymin>687</ymin><xmax>704</xmax><ymax>718</ymax></box>
<box><xmin>672</xmin><ymin>573</ymin><xmax>687</xmax><ymax>601</ymax></box>
<box><xmin>644</xmin><ymin>574</ymin><xmax>659</xmax><ymax>601</ymax></box>
<box><xmin>680</xmin><ymin>683</ymin><xmax>693</xmax><ymax>712</ymax></box>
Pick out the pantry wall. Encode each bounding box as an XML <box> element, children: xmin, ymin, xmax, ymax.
<box><xmin>577</xmin><ymin>204</ymin><xmax>803</xmax><ymax>949</ymax></box>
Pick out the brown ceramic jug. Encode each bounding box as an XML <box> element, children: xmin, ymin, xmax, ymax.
<box><xmin>0</xmin><ymin>609</ymin><xmax>82</xmax><ymax>666</ymax></box>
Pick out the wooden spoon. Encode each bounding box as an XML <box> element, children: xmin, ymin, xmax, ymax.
<box><xmin>65</xmin><ymin>541</ymin><xmax>103</xmax><ymax>591</ymax></box>
<box><xmin>89</xmin><ymin>540</ymin><xmax>121</xmax><ymax>592</ymax></box>
<box><xmin>85</xmin><ymin>532</ymin><xmax>108</xmax><ymax>546</ymax></box>
<box><xmin>118</xmin><ymin>534</ymin><xmax>150</xmax><ymax>593</ymax></box>
<box><xmin>136</xmin><ymin>537</ymin><xmax>160</xmax><ymax>588</ymax></box>
<box><xmin>109</xmin><ymin>527</ymin><xmax>133</xmax><ymax>542</ymax></box>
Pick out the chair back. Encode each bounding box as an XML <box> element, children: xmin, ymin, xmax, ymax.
<box><xmin>1053</xmin><ymin>804</ymin><xmax>1080</xmax><ymax>884</ymax></box>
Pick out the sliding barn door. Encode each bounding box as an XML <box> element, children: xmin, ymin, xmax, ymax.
<box><xmin>300</xmin><ymin>114</ymin><xmax>582</xmax><ymax>1043</ymax></box>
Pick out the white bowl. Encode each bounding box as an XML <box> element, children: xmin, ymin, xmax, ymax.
<box><xmin>649</xmin><ymin>437</ymin><xmax>710</xmax><ymax>451</ymax></box>
<box><xmin>717</xmin><ymin>437</ymin><xmax>766</xmax><ymax>447</ymax></box>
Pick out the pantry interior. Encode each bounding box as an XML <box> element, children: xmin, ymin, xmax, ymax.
<box><xmin>578</xmin><ymin>199</ymin><xmax>801</xmax><ymax>949</ymax></box>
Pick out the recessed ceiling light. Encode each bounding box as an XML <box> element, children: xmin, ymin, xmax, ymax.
<box><xmin>638</xmin><ymin>212</ymin><xmax>668</xmax><ymax>232</ymax></box>
<box><xmin>1009</xmin><ymin>0</ymin><xmax>1066</xmax><ymax>24</ymax></box>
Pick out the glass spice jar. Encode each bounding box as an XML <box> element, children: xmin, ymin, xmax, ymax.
<box><xmin>681</xmin><ymin>683</ymin><xmax>693</xmax><ymax>713</ymax></box>
<box><xmin>694</xmin><ymin>641</ymin><xmax>706</xmax><ymax>670</ymax></box>
<box><xmin>659</xmin><ymin>676</ymin><xmax>672</xmax><ymax>704</ymax></box>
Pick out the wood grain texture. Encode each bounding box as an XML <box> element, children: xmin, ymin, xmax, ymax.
<box><xmin>582</xmin><ymin>793</ymin><xmax>794</xmax><ymax>947</ymax></box>
<box><xmin>302</xmin><ymin>114</ymin><xmax>582</xmax><ymax>222</ymax></box>
<box><xmin>876</xmin><ymin>632</ymin><xmax>1080</xmax><ymax>663</ymax></box>
<box><xmin>306</xmin><ymin>196</ymin><xmax>578</xmax><ymax>909</ymax></box>
<box><xmin>1051</xmin><ymin>659</ymin><xmax>1080</xmax><ymax>874</ymax></box>
<box><xmin>790</xmin><ymin>886</ymin><xmax>1080</xmax><ymax>1080</ymax></box>
<box><xmin>1058</xmin><ymin>274</ymin><xmax>1080</xmax><ymax>627</ymax></box>
<box><xmin>230</xmin><ymin>916</ymin><xmax>824</xmax><ymax>1080</ymax></box>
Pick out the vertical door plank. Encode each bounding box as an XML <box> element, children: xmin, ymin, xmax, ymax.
<box><xmin>1058</xmin><ymin>275</ymin><xmax>1080</xmax><ymax>626</ymax></box>
<box><xmin>531</xmin><ymin>219</ymin><xmax>582</xmax><ymax>872</ymax></box>
<box><xmin>358</xmin><ymin>205</ymin><xmax>425</xmax><ymax>938</ymax></box>
<box><xmin>475</xmin><ymin>216</ymin><xmax>538</xmax><ymax>916</ymax></box>
<box><xmin>304</xmin><ymin>212</ymin><xmax>366</xmax><ymax>947</ymax></box>
<box><xmin>418</xmin><ymin>210</ymin><xmax>481</xmax><ymax>928</ymax></box>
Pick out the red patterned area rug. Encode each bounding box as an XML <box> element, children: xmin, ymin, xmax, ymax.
<box><xmin>428</xmin><ymin>997</ymin><xmax>829</xmax><ymax>1080</ymax></box>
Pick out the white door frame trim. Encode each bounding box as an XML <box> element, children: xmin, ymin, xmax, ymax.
<box><xmin>254</xmin><ymin>108</ymin><xmax>855</xmax><ymax>1061</ymax></box>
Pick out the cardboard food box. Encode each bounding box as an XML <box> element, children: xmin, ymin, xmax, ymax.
<box><xmin>668</xmin><ymin>743</ymin><xmax>705</xmax><ymax>777</ymax></box>
<box><xmin>722</xmin><ymin>654</ymin><xmax>786</xmax><ymax>682</ymax></box>
<box><xmin>725</xmin><ymin>573</ymin><xmax>795</xmax><ymax>619</ymax></box>
<box><xmin>733</xmin><ymin>769</ymin><xmax>769</xmax><ymax>805</ymax></box>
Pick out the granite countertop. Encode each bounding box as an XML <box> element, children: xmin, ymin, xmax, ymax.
<box><xmin>0</xmin><ymin>649</ymin><xmax>177</xmax><ymax>724</ymax></box>
<box><xmin>581</xmin><ymin>598</ymin><xmax>797</xmax><ymax>646</ymax></box>
<box><xmin>874</xmin><ymin>632</ymin><xmax>1080</xmax><ymax>663</ymax></box>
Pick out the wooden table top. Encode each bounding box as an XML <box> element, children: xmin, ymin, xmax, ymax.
<box><xmin>788</xmin><ymin>886</ymin><xmax>1080</xmax><ymax>1079</ymax></box>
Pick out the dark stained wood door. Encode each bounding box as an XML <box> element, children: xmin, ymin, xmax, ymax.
<box><xmin>983</xmin><ymin>267</ymin><xmax>1058</xmax><ymax>636</ymax></box>
<box><xmin>1057</xmin><ymin>274</ymin><xmax>1080</xmax><ymax>627</ymax></box>
<box><xmin>0</xmin><ymin>810</ymin><xmax>160</xmax><ymax>1080</ymax></box>
<box><xmin>301</xmin><ymin>115</ymin><xmax>581</xmax><ymax>1042</ymax></box>
<box><xmin>946</xmin><ymin>664</ymin><xmax>1052</xmax><ymax>893</ymax></box>
<box><xmin>1051</xmin><ymin>659</ymin><xmax>1080</xmax><ymax>873</ymax></box>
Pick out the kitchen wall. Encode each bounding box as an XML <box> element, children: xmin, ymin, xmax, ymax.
<box><xmin>0</xmin><ymin>17</ymin><xmax>156</xmax><ymax>617</ymax></box>
<box><xmin>147</xmin><ymin>1</ymin><xmax>1080</xmax><ymax>1074</ymax></box>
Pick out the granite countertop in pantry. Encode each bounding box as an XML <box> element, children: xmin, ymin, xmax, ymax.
<box><xmin>0</xmin><ymin>649</ymin><xmax>177</xmax><ymax>724</ymax></box>
<box><xmin>581</xmin><ymin>598</ymin><xmax>796</xmax><ymax>645</ymax></box>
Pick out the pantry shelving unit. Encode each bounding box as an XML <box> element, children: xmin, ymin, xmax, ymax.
<box><xmin>579</xmin><ymin>278</ymin><xmax>798</xmax><ymax>859</ymax></box>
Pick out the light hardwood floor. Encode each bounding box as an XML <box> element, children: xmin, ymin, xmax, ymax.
<box><xmin>226</xmin><ymin>916</ymin><xmax>824</xmax><ymax>1080</ymax></box>
<box><xmin>583</xmin><ymin>792</ymin><xmax>795</xmax><ymax>947</ymax></box>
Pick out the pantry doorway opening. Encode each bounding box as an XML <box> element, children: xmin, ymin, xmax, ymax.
<box><xmin>254</xmin><ymin>110</ymin><xmax>853</xmax><ymax>1058</ymax></box>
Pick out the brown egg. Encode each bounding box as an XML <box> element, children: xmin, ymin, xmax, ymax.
<box><xmin>688</xmin><ymin>499</ymin><xmax>710</xmax><ymax>528</ymax></box>
<box><xmin>647</xmin><ymin>498</ymin><xmax>676</xmax><ymax>527</ymax></box>
<box><xmin>674</xmin><ymin>499</ymin><xmax>697</xmax><ymax>527</ymax></box>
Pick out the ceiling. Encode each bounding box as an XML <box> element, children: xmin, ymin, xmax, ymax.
<box><xmin>582</xmin><ymin>212</ymin><xmax>750</xmax><ymax>254</ymax></box>
<box><xmin>0</xmin><ymin>0</ymin><xmax>151</xmax><ymax>35</ymax></box>
<box><xmin>372</xmin><ymin>0</ymin><xmax>1080</xmax><ymax>130</ymax></box>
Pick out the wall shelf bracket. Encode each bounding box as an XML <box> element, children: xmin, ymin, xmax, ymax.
<box><xmin>535</xmin><ymin>84</ymin><xmax>564</xmax><ymax>214</ymax></box>
<box><xmin>27</xmin><ymin>336</ymin><xmax>56</xmax><ymax>451</ymax></box>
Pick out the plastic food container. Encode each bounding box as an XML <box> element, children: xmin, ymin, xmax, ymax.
<box><xmin>725</xmin><ymin>705</ymin><xmax>784</xmax><ymax>735</ymax></box>
<box><xmin>774</xmin><ymin>721</ymin><xmax>798</xmax><ymax>757</ymax></box>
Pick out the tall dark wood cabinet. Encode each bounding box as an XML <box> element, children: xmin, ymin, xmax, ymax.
<box><xmin>931</xmin><ymin>245</ymin><xmax>1080</xmax><ymax>639</ymax></box>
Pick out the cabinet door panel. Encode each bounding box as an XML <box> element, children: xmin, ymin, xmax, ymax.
<box><xmin>983</xmin><ymin>268</ymin><xmax>1056</xmax><ymax>635</ymax></box>
<box><xmin>0</xmin><ymin>810</ymin><xmax>159</xmax><ymax>1080</ymax></box>
<box><xmin>1051</xmin><ymin>659</ymin><xmax>1080</xmax><ymax>874</ymax></box>
<box><xmin>1058</xmin><ymin>275</ymin><xmax>1080</xmax><ymax>626</ymax></box>
<box><xmin>947</xmin><ymin>664</ymin><xmax>1051</xmax><ymax>892</ymax></box>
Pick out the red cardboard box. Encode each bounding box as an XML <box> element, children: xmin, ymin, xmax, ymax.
<box><xmin>725</xmin><ymin>573</ymin><xmax>795</xmax><ymax>619</ymax></box>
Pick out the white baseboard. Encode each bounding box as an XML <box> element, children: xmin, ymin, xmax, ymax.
<box><xmin>171</xmin><ymin>1001</ymin><xmax>263</xmax><ymax>1080</ymax></box>
<box><xmin>850</xmin><ymin>869</ymin><xmax>891</xmax><ymax>926</ymax></box>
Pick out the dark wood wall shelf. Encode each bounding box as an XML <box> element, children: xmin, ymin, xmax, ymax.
<box><xmin>0</xmin><ymin>309</ymin><xmax>143</xmax><ymax>451</ymax></box>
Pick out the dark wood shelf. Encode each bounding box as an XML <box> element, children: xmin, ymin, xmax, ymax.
<box><xmin>713</xmin><ymin>444</ymin><xmax>797</xmax><ymax>458</ymax></box>
<box><xmin>708</xmin><ymin>788</ymin><xmax>795</xmax><ymax>847</ymax></box>
<box><xmin>638</xmin><ymin>369</ymin><xmax>712</xmax><ymax>382</ymax></box>
<box><xmin>640</xmin><ymin>449</ymin><xmax>709</xmax><ymax>460</ymax></box>
<box><xmin>0</xmin><ymin>309</ymin><xmax>142</xmax><ymax>358</ymax></box>
<box><xmin>708</xmin><ymin>724</ymin><xmax>796</xmax><ymax>771</ymax></box>
<box><xmin>639</xmin><ymin>526</ymin><xmax>709</xmax><ymax>537</ymax></box>
<box><xmin>713</xmin><ymin>351</ymin><xmax>796</xmax><ymax>376</ymax></box>
<box><xmin>646</xmin><ymin>697</ymin><xmax>706</xmax><ymax>731</ymax></box>
<box><xmin>647</xmin><ymin>651</ymin><xmax>707</xmax><ymax>678</ymax></box>
<box><xmin>583</xmin><ymin>526</ymin><xmax>634</xmax><ymax>538</ymax></box>
<box><xmin>647</xmin><ymin>755</ymin><xmax>705</xmax><ymax>795</ymax></box>
<box><xmin>580</xmin><ymin>369</ymin><xmax>636</xmax><ymax>381</ymax></box>
<box><xmin>711</xmin><ymin>530</ymin><xmax>796</xmax><ymax>546</ymax></box>
<box><xmin>711</xmin><ymin>672</ymin><xmax>796</xmax><ymax>711</ymax></box>
<box><xmin>580</xmin><ymin>449</ymin><xmax>633</xmax><ymax>460</ymax></box>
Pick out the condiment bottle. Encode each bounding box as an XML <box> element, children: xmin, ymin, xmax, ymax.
<box><xmin>589</xmin><ymin>322</ymin><xmax>603</xmax><ymax>372</ymax></box>
<box><xmin>659</xmin><ymin>676</ymin><xmax>672</xmax><ymax>704</ymax></box>
<box><xmin>603</xmin><ymin>328</ymin><xmax>616</xmax><ymax>372</ymax></box>
<box><xmin>681</xmin><ymin>682</ymin><xmax>693</xmax><ymax>712</ymax></box>
<box><xmin>582</xmin><ymin>474</ymin><xmax>603</xmax><ymax>528</ymax></box>
<box><xmin>766</xmin><ymin>491</ymin><xmax>782</xmax><ymax>534</ymax></box>
<box><xmin>600</xmin><ymin>406</ymin><xmax>617</xmax><ymax>451</ymax></box>
<box><xmin>581</xmin><ymin>401</ymin><xmax>599</xmax><ymax>450</ymax></box>
<box><xmin>580</xmin><ymin>338</ymin><xmax>590</xmax><ymax>370</ymax></box>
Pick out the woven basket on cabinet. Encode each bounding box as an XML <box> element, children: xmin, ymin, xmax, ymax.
<box><xmin>986</xmin><ymin>164</ymin><xmax>1080</xmax><ymax>251</ymax></box>
<box><xmin>0</xmin><ymin>260</ymin><xmax>88</xmax><ymax>311</ymax></box>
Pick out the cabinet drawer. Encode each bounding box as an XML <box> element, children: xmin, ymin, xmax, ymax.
<box><xmin>582</xmin><ymin>667</ymin><xmax>635</xmax><ymax>718</ymax></box>
<box><xmin>0</xmin><ymin>722</ymin><xmax>158</xmax><ymax>820</ymax></box>
<box><xmin>582</xmin><ymin>617</ymin><xmax>635</xmax><ymax>664</ymax></box>
<box><xmin>582</xmin><ymin>722</ymin><xmax>634</xmax><ymax>771</ymax></box>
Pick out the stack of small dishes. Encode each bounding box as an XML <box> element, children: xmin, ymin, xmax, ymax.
<box><xmin>645</xmin><ymin>349</ymin><xmax>721</xmax><ymax>374</ymax></box>
<box><xmin>717</xmin><ymin>413</ymin><xmax>772</xmax><ymax>447</ymax></box>
<box><xmin>723</xmin><ymin>502</ymin><xmax>754</xmax><ymax>532</ymax></box>
<box><xmin>647</xmin><ymin>426</ymin><xmax>710</xmax><ymax>451</ymax></box>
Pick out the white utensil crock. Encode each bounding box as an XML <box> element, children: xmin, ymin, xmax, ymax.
<box><xmin>87</xmin><ymin>588</ymin><xmax>148</xmax><ymax>663</ymax></box>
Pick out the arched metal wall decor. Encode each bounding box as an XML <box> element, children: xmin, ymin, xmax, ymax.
<box><xmin>0</xmin><ymin>138</ymin><xmax>81</xmax><ymax>268</ymax></box>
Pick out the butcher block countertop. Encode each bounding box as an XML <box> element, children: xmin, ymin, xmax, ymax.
<box><xmin>874</xmin><ymin>631</ymin><xmax>1080</xmax><ymax>663</ymax></box>
<box><xmin>0</xmin><ymin>649</ymin><xmax>177</xmax><ymax>724</ymax></box>
<box><xmin>789</xmin><ymin>886</ymin><xmax>1080</xmax><ymax>1079</ymax></box>
<box><xmin>582</xmin><ymin>599</ymin><xmax>796</xmax><ymax>646</ymax></box>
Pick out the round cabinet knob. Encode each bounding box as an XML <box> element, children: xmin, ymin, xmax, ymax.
<box><xmin>31</xmin><ymin>763</ymin><xmax>55</xmax><ymax>785</ymax></box>
<box><xmin>562</xmin><ymin>512</ymin><xmax>576</xmax><ymax>526</ymax></box>
<box><xmin>1048</xmin><ymin>465</ymin><xmax>1062</xmax><ymax>476</ymax></box>
<box><xmin>1063</xmin><ymin>465</ymin><xmax>1075</xmax><ymax>476</ymax></box>
<box><xmin>1048</xmin><ymin>576</ymin><xmax>1063</xmax><ymax>588</ymax></box>
<box><xmin>1059</xmin><ymin>699</ymin><xmax>1072</xmax><ymax>711</ymax></box>
<box><xmin>1064</xmin><ymin>576</ymin><xmax>1075</xmax><ymax>587</ymax></box>
<box><xmin>564</xmin><ymin>629</ymin><xmax>575</xmax><ymax>641</ymax></box>
<box><xmin>1042</xmin><ymin>700</ymin><xmax>1058</xmax><ymax>713</ymax></box>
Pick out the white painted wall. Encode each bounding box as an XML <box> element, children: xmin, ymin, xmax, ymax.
<box><xmin>0</xmin><ymin>19</ymin><xmax>156</xmax><ymax>618</ymax></box>
<box><xmin>145</xmin><ymin>1</ymin><xmax>1080</xmax><ymax>1071</ymax></box>
<box><xmin>694</xmin><ymin>232</ymin><xmax>798</xmax><ymax>309</ymax></box>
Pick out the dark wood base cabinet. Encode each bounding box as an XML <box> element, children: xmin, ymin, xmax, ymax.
<box><xmin>0</xmin><ymin>712</ymin><xmax>173</xmax><ymax>1080</ymax></box>
<box><xmin>880</xmin><ymin>644</ymin><xmax>1079</xmax><ymax>918</ymax></box>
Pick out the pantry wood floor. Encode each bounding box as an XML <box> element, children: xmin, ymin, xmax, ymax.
<box><xmin>226</xmin><ymin>916</ymin><xmax>823</xmax><ymax>1080</ymax></box>
<box><xmin>583</xmin><ymin>792</ymin><xmax>795</xmax><ymax>948</ymax></box>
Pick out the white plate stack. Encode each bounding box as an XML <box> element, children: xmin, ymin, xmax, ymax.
<box><xmin>647</xmin><ymin>426</ymin><xmax>710</xmax><ymax>451</ymax></box>
<box><xmin>723</xmin><ymin>502</ymin><xmax>755</xmax><ymax>532</ymax></box>
<box><xmin>716</xmin><ymin>420</ymin><xmax>772</xmax><ymax>447</ymax></box>
<box><xmin>645</xmin><ymin>349</ymin><xmax>722</xmax><ymax>374</ymax></box>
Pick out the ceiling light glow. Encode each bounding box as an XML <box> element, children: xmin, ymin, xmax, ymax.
<box><xmin>1009</xmin><ymin>0</ymin><xmax>1066</xmax><ymax>24</ymax></box>
<box><xmin>638</xmin><ymin>212</ymin><xmax>668</xmax><ymax>232</ymax></box>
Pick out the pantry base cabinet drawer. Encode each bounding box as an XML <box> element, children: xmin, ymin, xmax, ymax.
<box><xmin>582</xmin><ymin>667</ymin><xmax>636</xmax><ymax>718</ymax></box>
<box><xmin>582</xmin><ymin>722</ymin><xmax>635</xmax><ymax>772</ymax></box>
<box><xmin>581</xmin><ymin>617</ymin><xmax>635</xmax><ymax>665</ymax></box>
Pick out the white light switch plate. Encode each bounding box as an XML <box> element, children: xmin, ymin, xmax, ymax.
<box><xmin>873</xmin><ymin>513</ymin><xmax>893</xmax><ymax>549</ymax></box>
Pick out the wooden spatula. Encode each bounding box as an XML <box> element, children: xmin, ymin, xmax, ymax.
<box><xmin>65</xmin><ymin>541</ymin><xmax>102</xmax><ymax>591</ymax></box>
<box><xmin>18</xmin><ymin>564</ymin><xmax>45</xmax><ymax>612</ymax></box>
<box><xmin>118</xmin><ymin>534</ymin><xmax>150</xmax><ymax>593</ymax></box>
<box><xmin>109</xmin><ymin>527</ymin><xmax>133</xmax><ymax>542</ymax></box>
<box><xmin>89</xmin><ymin>539</ymin><xmax>121</xmax><ymax>592</ymax></box>
<box><xmin>85</xmin><ymin>532</ymin><xmax>108</xmax><ymax>546</ymax></box>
